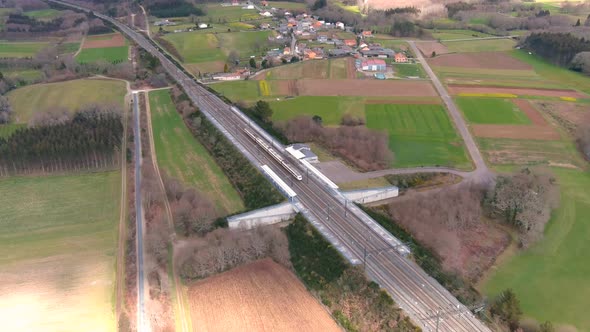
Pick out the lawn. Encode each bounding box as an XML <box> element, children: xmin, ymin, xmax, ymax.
<box><xmin>443</xmin><ymin>38</ymin><xmax>516</xmax><ymax>53</ymax></box>
<box><xmin>455</xmin><ymin>97</ymin><xmax>531</xmax><ymax>124</ymax></box>
<box><xmin>0</xmin><ymin>172</ymin><xmax>120</xmax><ymax>332</ymax></box>
<box><xmin>205</xmin><ymin>4</ymin><xmax>260</xmax><ymax>23</ymax></box>
<box><xmin>216</xmin><ymin>30</ymin><xmax>273</xmax><ymax>59</ymax></box>
<box><xmin>163</xmin><ymin>32</ymin><xmax>224</xmax><ymax>63</ymax></box>
<box><xmin>393</xmin><ymin>63</ymin><xmax>425</xmax><ymax>78</ymax></box>
<box><xmin>483</xmin><ymin>169</ymin><xmax>590</xmax><ymax>331</ymax></box>
<box><xmin>149</xmin><ymin>90</ymin><xmax>244</xmax><ymax>214</ymax></box>
<box><xmin>0</xmin><ymin>41</ymin><xmax>48</xmax><ymax>58</ymax></box>
<box><xmin>365</xmin><ymin>104</ymin><xmax>471</xmax><ymax>168</ymax></box>
<box><xmin>76</xmin><ymin>46</ymin><xmax>129</xmax><ymax>63</ymax></box>
<box><xmin>7</xmin><ymin>78</ymin><xmax>126</xmax><ymax>123</ymax></box>
<box><xmin>270</xmin><ymin>96</ymin><xmax>366</xmax><ymax>125</ymax></box>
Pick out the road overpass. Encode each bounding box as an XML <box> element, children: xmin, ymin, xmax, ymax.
<box><xmin>48</xmin><ymin>1</ymin><xmax>492</xmax><ymax>330</ymax></box>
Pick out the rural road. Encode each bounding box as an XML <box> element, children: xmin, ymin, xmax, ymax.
<box><xmin>408</xmin><ymin>41</ymin><xmax>490</xmax><ymax>180</ymax></box>
<box><xmin>132</xmin><ymin>92</ymin><xmax>149</xmax><ymax>332</ymax></box>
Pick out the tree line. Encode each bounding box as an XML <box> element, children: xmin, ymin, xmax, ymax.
<box><xmin>146</xmin><ymin>0</ymin><xmax>205</xmax><ymax>18</ymax></box>
<box><xmin>0</xmin><ymin>105</ymin><xmax>122</xmax><ymax>176</ymax></box>
<box><xmin>523</xmin><ymin>32</ymin><xmax>590</xmax><ymax>67</ymax></box>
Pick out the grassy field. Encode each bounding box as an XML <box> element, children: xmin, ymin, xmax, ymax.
<box><xmin>483</xmin><ymin>169</ymin><xmax>590</xmax><ymax>331</ymax></box>
<box><xmin>2</xmin><ymin>69</ymin><xmax>43</xmax><ymax>82</ymax></box>
<box><xmin>455</xmin><ymin>97</ymin><xmax>531</xmax><ymax>124</ymax></box>
<box><xmin>58</xmin><ymin>42</ymin><xmax>81</xmax><ymax>54</ymax></box>
<box><xmin>0</xmin><ymin>172</ymin><xmax>120</xmax><ymax>332</ymax></box>
<box><xmin>270</xmin><ymin>96</ymin><xmax>366</xmax><ymax>125</ymax></box>
<box><xmin>148</xmin><ymin>90</ymin><xmax>244</xmax><ymax>214</ymax></box>
<box><xmin>443</xmin><ymin>39</ymin><xmax>516</xmax><ymax>53</ymax></box>
<box><xmin>24</xmin><ymin>8</ymin><xmax>61</xmax><ymax>19</ymax></box>
<box><xmin>511</xmin><ymin>50</ymin><xmax>590</xmax><ymax>95</ymax></box>
<box><xmin>212</xmin><ymin>80</ymin><xmax>261</xmax><ymax>101</ymax></box>
<box><xmin>267</xmin><ymin>1</ymin><xmax>307</xmax><ymax>9</ymax></box>
<box><xmin>216</xmin><ymin>31</ymin><xmax>273</xmax><ymax>58</ymax></box>
<box><xmin>7</xmin><ymin>79</ymin><xmax>126</xmax><ymax>123</ymax></box>
<box><xmin>205</xmin><ymin>4</ymin><xmax>260</xmax><ymax>23</ymax></box>
<box><xmin>429</xmin><ymin>29</ymin><xmax>496</xmax><ymax>40</ymax></box>
<box><xmin>365</xmin><ymin>104</ymin><xmax>471</xmax><ymax>168</ymax></box>
<box><xmin>393</xmin><ymin>63</ymin><xmax>425</xmax><ymax>78</ymax></box>
<box><xmin>163</xmin><ymin>32</ymin><xmax>224</xmax><ymax>63</ymax></box>
<box><xmin>0</xmin><ymin>41</ymin><xmax>48</xmax><ymax>58</ymax></box>
<box><xmin>76</xmin><ymin>46</ymin><xmax>128</xmax><ymax>63</ymax></box>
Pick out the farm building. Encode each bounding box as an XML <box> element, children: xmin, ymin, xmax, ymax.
<box><xmin>360</xmin><ymin>47</ymin><xmax>395</xmax><ymax>58</ymax></box>
<box><xmin>394</xmin><ymin>53</ymin><xmax>408</xmax><ymax>63</ymax></box>
<box><xmin>198</xmin><ymin>23</ymin><xmax>208</xmax><ymax>29</ymax></box>
<box><xmin>212</xmin><ymin>73</ymin><xmax>242</xmax><ymax>81</ymax></box>
<box><xmin>335</xmin><ymin>22</ymin><xmax>345</xmax><ymax>29</ymax></box>
<box><xmin>359</xmin><ymin>59</ymin><xmax>386</xmax><ymax>71</ymax></box>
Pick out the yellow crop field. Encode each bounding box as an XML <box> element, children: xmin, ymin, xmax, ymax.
<box><xmin>259</xmin><ymin>80</ymin><xmax>271</xmax><ymax>96</ymax></box>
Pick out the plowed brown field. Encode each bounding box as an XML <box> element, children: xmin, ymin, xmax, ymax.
<box><xmin>289</xmin><ymin>79</ymin><xmax>437</xmax><ymax>97</ymax></box>
<box><xmin>187</xmin><ymin>259</ymin><xmax>340</xmax><ymax>332</ymax></box>
<box><xmin>448</xmin><ymin>85</ymin><xmax>587</xmax><ymax>98</ymax></box>
<box><xmin>82</xmin><ymin>33</ymin><xmax>126</xmax><ymax>49</ymax></box>
<box><xmin>429</xmin><ymin>52</ymin><xmax>531</xmax><ymax>70</ymax></box>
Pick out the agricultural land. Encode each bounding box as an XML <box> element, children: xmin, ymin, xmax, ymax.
<box><xmin>148</xmin><ymin>89</ymin><xmax>244</xmax><ymax>214</ymax></box>
<box><xmin>187</xmin><ymin>259</ymin><xmax>340</xmax><ymax>332</ymax></box>
<box><xmin>76</xmin><ymin>33</ymin><xmax>129</xmax><ymax>64</ymax></box>
<box><xmin>7</xmin><ymin>78</ymin><xmax>127</xmax><ymax>123</ymax></box>
<box><xmin>0</xmin><ymin>172</ymin><xmax>121</xmax><ymax>332</ymax></box>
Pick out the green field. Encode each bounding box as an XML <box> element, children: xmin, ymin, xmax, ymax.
<box><xmin>266</xmin><ymin>1</ymin><xmax>307</xmax><ymax>9</ymax></box>
<box><xmin>511</xmin><ymin>50</ymin><xmax>590</xmax><ymax>95</ymax></box>
<box><xmin>2</xmin><ymin>69</ymin><xmax>43</xmax><ymax>82</ymax></box>
<box><xmin>0</xmin><ymin>172</ymin><xmax>120</xmax><ymax>332</ymax></box>
<box><xmin>212</xmin><ymin>80</ymin><xmax>261</xmax><ymax>101</ymax></box>
<box><xmin>443</xmin><ymin>38</ymin><xmax>516</xmax><ymax>53</ymax></box>
<box><xmin>24</xmin><ymin>8</ymin><xmax>61</xmax><ymax>19</ymax></box>
<box><xmin>455</xmin><ymin>97</ymin><xmax>531</xmax><ymax>124</ymax></box>
<box><xmin>483</xmin><ymin>169</ymin><xmax>590</xmax><ymax>331</ymax></box>
<box><xmin>430</xmin><ymin>29</ymin><xmax>496</xmax><ymax>40</ymax></box>
<box><xmin>393</xmin><ymin>63</ymin><xmax>425</xmax><ymax>78</ymax></box>
<box><xmin>0</xmin><ymin>41</ymin><xmax>49</xmax><ymax>58</ymax></box>
<box><xmin>58</xmin><ymin>42</ymin><xmax>80</xmax><ymax>54</ymax></box>
<box><xmin>163</xmin><ymin>32</ymin><xmax>224</xmax><ymax>63</ymax></box>
<box><xmin>365</xmin><ymin>104</ymin><xmax>471</xmax><ymax>168</ymax></box>
<box><xmin>149</xmin><ymin>90</ymin><xmax>244</xmax><ymax>214</ymax></box>
<box><xmin>76</xmin><ymin>46</ymin><xmax>129</xmax><ymax>63</ymax></box>
<box><xmin>205</xmin><ymin>4</ymin><xmax>260</xmax><ymax>22</ymax></box>
<box><xmin>7</xmin><ymin>79</ymin><xmax>126</xmax><ymax>123</ymax></box>
<box><xmin>216</xmin><ymin>31</ymin><xmax>273</xmax><ymax>58</ymax></box>
<box><xmin>270</xmin><ymin>96</ymin><xmax>367</xmax><ymax>125</ymax></box>
<box><xmin>0</xmin><ymin>123</ymin><xmax>25</xmax><ymax>138</ymax></box>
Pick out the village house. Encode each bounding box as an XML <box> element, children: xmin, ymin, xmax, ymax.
<box><xmin>344</xmin><ymin>39</ymin><xmax>357</xmax><ymax>47</ymax></box>
<box><xmin>359</xmin><ymin>59</ymin><xmax>386</xmax><ymax>71</ymax></box>
<box><xmin>361</xmin><ymin>30</ymin><xmax>372</xmax><ymax>38</ymax></box>
<box><xmin>394</xmin><ymin>52</ymin><xmax>408</xmax><ymax>63</ymax></box>
<box><xmin>283</xmin><ymin>47</ymin><xmax>291</xmax><ymax>55</ymax></box>
<box><xmin>198</xmin><ymin>23</ymin><xmax>208</xmax><ymax>29</ymax></box>
<box><xmin>335</xmin><ymin>21</ymin><xmax>345</xmax><ymax>29</ymax></box>
<box><xmin>260</xmin><ymin>11</ymin><xmax>272</xmax><ymax>17</ymax></box>
<box><xmin>212</xmin><ymin>72</ymin><xmax>242</xmax><ymax>81</ymax></box>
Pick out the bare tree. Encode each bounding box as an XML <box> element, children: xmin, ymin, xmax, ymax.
<box><xmin>485</xmin><ymin>168</ymin><xmax>559</xmax><ymax>247</ymax></box>
<box><xmin>0</xmin><ymin>96</ymin><xmax>12</xmax><ymax>124</ymax></box>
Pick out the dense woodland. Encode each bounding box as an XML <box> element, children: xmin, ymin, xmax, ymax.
<box><xmin>145</xmin><ymin>0</ymin><xmax>205</xmax><ymax>18</ymax></box>
<box><xmin>0</xmin><ymin>106</ymin><xmax>123</xmax><ymax>175</ymax></box>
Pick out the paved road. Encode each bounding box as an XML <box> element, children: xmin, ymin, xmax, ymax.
<box><xmin>50</xmin><ymin>1</ymin><xmax>491</xmax><ymax>330</ymax></box>
<box><xmin>132</xmin><ymin>92</ymin><xmax>149</xmax><ymax>332</ymax></box>
<box><xmin>409</xmin><ymin>41</ymin><xmax>491</xmax><ymax>182</ymax></box>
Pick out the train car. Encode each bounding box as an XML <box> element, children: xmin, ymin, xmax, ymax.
<box><xmin>244</xmin><ymin>128</ymin><xmax>303</xmax><ymax>181</ymax></box>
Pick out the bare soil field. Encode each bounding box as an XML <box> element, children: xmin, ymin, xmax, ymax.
<box><xmin>471</xmin><ymin>99</ymin><xmax>560</xmax><ymax>140</ymax></box>
<box><xmin>448</xmin><ymin>84</ymin><xmax>587</xmax><ymax>98</ymax></box>
<box><xmin>532</xmin><ymin>100</ymin><xmax>590</xmax><ymax>133</ymax></box>
<box><xmin>187</xmin><ymin>259</ymin><xmax>340</xmax><ymax>332</ymax></box>
<box><xmin>415</xmin><ymin>41</ymin><xmax>449</xmax><ymax>57</ymax></box>
<box><xmin>82</xmin><ymin>33</ymin><xmax>125</xmax><ymax>49</ymax></box>
<box><xmin>291</xmin><ymin>79</ymin><xmax>438</xmax><ymax>97</ymax></box>
<box><xmin>429</xmin><ymin>52</ymin><xmax>531</xmax><ymax>70</ymax></box>
<box><xmin>346</xmin><ymin>57</ymin><xmax>356</xmax><ymax>79</ymax></box>
<box><xmin>472</xmin><ymin>125</ymin><xmax>560</xmax><ymax>140</ymax></box>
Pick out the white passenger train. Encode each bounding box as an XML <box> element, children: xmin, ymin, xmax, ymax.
<box><xmin>243</xmin><ymin>127</ymin><xmax>303</xmax><ymax>181</ymax></box>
